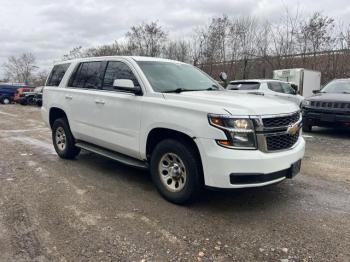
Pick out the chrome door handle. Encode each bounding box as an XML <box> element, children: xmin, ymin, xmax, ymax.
<box><xmin>95</xmin><ymin>100</ymin><xmax>105</xmax><ymax>105</ymax></box>
<box><xmin>65</xmin><ymin>95</ymin><xmax>73</xmax><ymax>100</ymax></box>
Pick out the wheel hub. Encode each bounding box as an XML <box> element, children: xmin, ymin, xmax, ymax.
<box><xmin>158</xmin><ymin>153</ymin><xmax>187</xmax><ymax>192</ymax></box>
<box><xmin>55</xmin><ymin>127</ymin><xmax>66</xmax><ymax>151</ymax></box>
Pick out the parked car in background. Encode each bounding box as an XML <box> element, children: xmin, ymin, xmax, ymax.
<box><xmin>273</xmin><ymin>68</ymin><xmax>321</xmax><ymax>98</ymax></box>
<box><xmin>301</xmin><ymin>79</ymin><xmax>350</xmax><ymax>132</ymax></box>
<box><xmin>42</xmin><ymin>56</ymin><xmax>305</xmax><ymax>204</ymax></box>
<box><xmin>227</xmin><ymin>79</ymin><xmax>304</xmax><ymax>106</ymax></box>
<box><xmin>0</xmin><ymin>84</ymin><xmax>21</xmax><ymax>104</ymax></box>
<box><xmin>19</xmin><ymin>86</ymin><xmax>44</xmax><ymax>106</ymax></box>
<box><xmin>14</xmin><ymin>87</ymin><xmax>34</xmax><ymax>103</ymax></box>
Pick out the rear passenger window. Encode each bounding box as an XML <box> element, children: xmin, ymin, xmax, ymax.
<box><xmin>70</xmin><ymin>62</ymin><xmax>104</xmax><ymax>89</ymax></box>
<box><xmin>103</xmin><ymin>61</ymin><xmax>139</xmax><ymax>91</ymax></box>
<box><xmin>47</xmin><ymin>63</ymin><xmax>70</xmax><ymax>86</ymax></box>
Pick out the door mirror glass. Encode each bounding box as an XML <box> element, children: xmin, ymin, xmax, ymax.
<box><xmin>312</xmin><ymin>90</ymin><xmax>320</xmax><ymax>94</ymax></box>
<box><xmin>219</xmin><ymin>72</ymin><xmax>227</xmax><ymax>82</ymax></box>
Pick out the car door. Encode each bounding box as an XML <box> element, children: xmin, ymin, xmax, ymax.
<box><xmin>64</xmin><ymin>61</ymin><xmax>106</xmax><ymax>145</ymax></box>
<box><xmin>91</xmin><ymin>60</ymin><xmax>142</xmax><ymax>159</ymax></box>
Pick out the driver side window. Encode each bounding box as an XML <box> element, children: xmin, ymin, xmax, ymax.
<box><xmin>103</xmin><ymin>61</ymin><xmax>139</xmax><ymax>91</ymax></box>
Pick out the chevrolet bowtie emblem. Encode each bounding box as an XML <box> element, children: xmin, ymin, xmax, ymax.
<box><xmin>287</xmin><ymin>122</ymin><xmax>301</xmax><ymax>135</ymax></box>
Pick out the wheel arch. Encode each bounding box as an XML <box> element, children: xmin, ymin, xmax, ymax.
<box><xmin>145</xmin><ymin>128</ymin><xmax>203</xmax><ymax>170</ymax></box>
<box><xmin>49</xmin><ymin>107</ymin><xmax>69</xmax><ymax>128</ymax></box>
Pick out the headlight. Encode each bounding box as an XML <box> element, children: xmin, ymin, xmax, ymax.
<box><xmin>208</xmin><ymin>114</ymin><xmax>257</xmax><ymax>149</ymax></box>
<box><xmin>301</xmin><ymin>100</ymin><xmax>310</xmax><ymax>107</ymax></box>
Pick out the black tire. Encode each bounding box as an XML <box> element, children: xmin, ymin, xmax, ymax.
<box><xmin>20</xmin><ymin>99</ymin><xmax>28</xmax><ymax>105</ymax></box>
<box><xmin>150</xmin><ymin>139</ymin><xmax>202</xmax><ymax>204</ymax></box>
<box><xmin>302</xmin><ymin>124</ymin><xmax>312</xmax><ymax>132</ymax></box>
<box><xmin>52</xmin><ymin>118</ymin><xmax>80</xmax><ymax>159</ymax></box>
<box><xmin>1</xmin><ymin>97</ymin><xmax>11</xmax><ymax>104</ymax></box>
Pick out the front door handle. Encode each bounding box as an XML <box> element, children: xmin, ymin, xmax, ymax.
<box><xmin>95</xmin><ymin>100</ymin><xmax>105</xmax><ymax>105</ymax></box>
<box><xmin>65</xmin><ymin>95</ymin><xmax>73</xmax><ymax>100</ymax></box>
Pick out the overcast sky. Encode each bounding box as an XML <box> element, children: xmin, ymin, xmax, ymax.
<box><xmin>1</xmin><ymin>0</ymin><xmax>350</xmax><ymax>78</ymax></box>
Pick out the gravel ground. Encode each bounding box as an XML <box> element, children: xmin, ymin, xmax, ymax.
<box><xmin>0</xmin><ymin>104</ymin><xmax>349</xmax><ymax>262</ymax></box>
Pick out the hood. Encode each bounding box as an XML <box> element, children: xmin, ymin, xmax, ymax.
<box><xmin>307</xmin><ymin>93</ymin><xmax>350</xmax><ymax>103</ymax></box>
<box><xmin>163</xmin><ymin>90</ymin><xmax>299</xmax><ymax>116</ymax></box>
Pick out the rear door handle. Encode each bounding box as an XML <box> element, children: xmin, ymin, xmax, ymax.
<box><xmin>65</xmin><ymin>95</ymin><xmax>73</xmax><ymax>100</ymax></box>
<box><xmin>95</xmin><ymin>99</ymin><xmax>105</xmax><ymax>105</ymax></box>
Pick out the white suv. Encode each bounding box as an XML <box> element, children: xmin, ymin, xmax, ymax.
<box><xmin>42</xmin><ymin>56</ymin><xmax>305</xmax><ymax>204</ymax></box>
<box><xmin>227</xmin><ymin>79</ymin><xmax>304</xmax><ymax>106</ymax></box>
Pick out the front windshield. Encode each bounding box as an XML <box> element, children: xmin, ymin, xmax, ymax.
<box><xmin>321</xmin><ymin>80</ymin><xmax>350</xmax><ymax>94</ymax></box>
<box><xmin>137</xmin><ymin>61</ymin><xmax>223</xmax><ymax>93</ymax></box>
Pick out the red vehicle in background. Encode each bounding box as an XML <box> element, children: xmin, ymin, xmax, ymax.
<box><xmin>14</xmin><ymin>87</ymin><xmax>34</xmax><ymax>103</ymax></box>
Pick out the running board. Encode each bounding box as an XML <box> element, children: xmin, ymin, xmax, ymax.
<box><xmin>75</xmin><ymin>141</ymin><xmax>148</xmax><ymax>170</ymax></box>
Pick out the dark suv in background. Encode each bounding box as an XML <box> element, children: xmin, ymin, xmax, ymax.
<box><xmin>301</xmin><ymin>79</ymin><xmax>350</xmax><ymax>131</ymax></box>
<box><xmin>0</xmin><ymin>84</ymin><xmax>20</xmax><ymax>104</ymax></box>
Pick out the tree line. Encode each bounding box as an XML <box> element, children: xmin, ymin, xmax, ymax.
<box><xmin>3</xmin><ymin>9</ymin><xmax>350</xmax><ymax>85</ymax></box>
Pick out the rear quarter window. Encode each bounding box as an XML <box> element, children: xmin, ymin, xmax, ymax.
<box><xmin>47</xmin><ymin>63</ymin><xmax>71</xmax><ymax>86</ymax></box>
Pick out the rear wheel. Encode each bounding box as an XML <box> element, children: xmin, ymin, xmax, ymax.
<box><xmin>150</xmin><ymin>139</ymin><xmax>202</xmax><ymax>204</ymax></box>
<box><xmin>52</xmin><ymin>118</ymin><xmax>80</xmax><ymax>159</ymax></box>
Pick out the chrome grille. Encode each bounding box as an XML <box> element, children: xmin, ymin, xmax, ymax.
<box><xmin>256</xmin><ymin>111</ymin><xmax>301</xmax><ymax>152</ymax></box>
<box><xmin>262</xmin><ymin>112</ymin><xmax>300</xmax><ymax>128</ymax></box>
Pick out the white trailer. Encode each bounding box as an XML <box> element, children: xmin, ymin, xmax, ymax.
<box><xmin>273</xmin><ymin>68</ymin><xmax>321</xmax><ymax>98</ymax></box>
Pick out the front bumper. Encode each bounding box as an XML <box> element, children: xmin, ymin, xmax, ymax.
<box><xmin>303</xmin><ymin>108</ymin><xmax>350</xmax><ymax>126</ymax></box>
<box><xmin>196</xmin><ymin>137</ymin><xmax>305</xmax><ymax>189</ymax></box>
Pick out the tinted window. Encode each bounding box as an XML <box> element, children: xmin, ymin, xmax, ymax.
<box><xmin>47</xmin><ymin>63</ymin><xmax>70</xmax><ymax>86</ymax></box>
<box><xmin>70</xmin><ymin>62</ymin><xmax>104</xmax><ymax>89</ymax></box>
<box><xmin>227</xmin><ymin>82</ymin><xmax>260</xmax><ymax>90</ymax></box>
<box><xmin>322</xmin><ymin>80</ymin><xmax>350</xmax><ymax>94</ymax></box>
<box><xmin>268</xmin><ymin>82</ymin><xmax>284</xmax><ymax>93</ymax></box>
<box><xmin>103</xmin><ymin>61</ymin><xmax>139</xmax><ymax>91</ymax></box>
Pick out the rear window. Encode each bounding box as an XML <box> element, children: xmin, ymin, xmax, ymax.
<box><xmin>227</xmin><ymin>82</ymin><xmax>260</xmax><ymax>90</ymax></box>
<box><xmin>47</xmin><ymin>63</ymin><xmax>70</xmax><ymax>86</ymax></box>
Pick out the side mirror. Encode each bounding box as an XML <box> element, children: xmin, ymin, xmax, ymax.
<box><xmin>312</xmin><ymin>90</ymin><xmax>320</xmax><ymax>94</ymax></box>
<box><xmin>219</xmin><ymin>72</ymin><xmax>227</xmax><ymax>82</ymax></box>
<box><xmin>113</xmin><ymin>79</ymin><xmax>142</xmax><ymax>95</ymax></box>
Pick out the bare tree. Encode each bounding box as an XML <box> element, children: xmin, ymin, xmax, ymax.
<box><xmin>163</xmin><ymin>40</ymin><xmax>190</xmax><ymax>62</ymax></box>
<box><xmin>32</xmin><ymin>70</ymin><xmax>49</xmax><ymax>86</ymax></box>
<box><xmin>3</xmin><ymin>53</ymin><xmax>38</xmax><ymax>84</ymax></box>
<box><xmin>300</xmin><ymin>12</ymin><xmax>335</xmax><ymax>68</ymax></box>
<box><xmin>126</xmin><ymin>21</ymin><xmax>167</xmax><ymax>56</ymax></box>
<box><xmin>62</xmin><ymin>46</ymin><xmax>85</xmax><ymax>60</ymax></box>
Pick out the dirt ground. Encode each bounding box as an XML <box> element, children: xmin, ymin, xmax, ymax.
<box><xmin>0</xmin><ymin>104</ymin><xmax>349</xmax><ymax>262</ymax></box>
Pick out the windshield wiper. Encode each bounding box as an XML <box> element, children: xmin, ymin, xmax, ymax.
<box><xmin>206</xmin><ymin>84</ymin><xmax>221</xmax><ymax>91</ymax></box>
<box><xmin>341</xmin><ymin>91</ymin><xmax>350</xmax><ymax>94</ymax></box>
<box><xmin>163</xmin><ymin>88</ymin><xmax>198</xmax><ymax>93</ymax></box>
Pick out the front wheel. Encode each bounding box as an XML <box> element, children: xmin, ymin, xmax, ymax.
<box><xmin>52</xmin><ymin>118</ymin><xmax>80</xmax><ymax>159</ymax></box>
<box><xmin>150</xmin><ymin>139</ymin><xmax>202</xmax><ymax>204</ymax></box>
